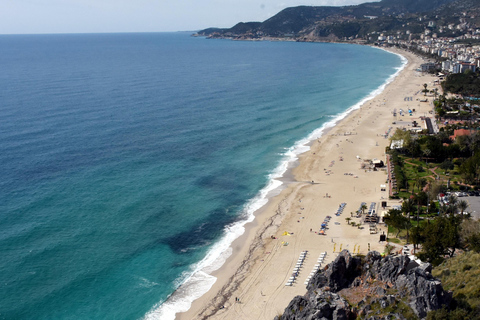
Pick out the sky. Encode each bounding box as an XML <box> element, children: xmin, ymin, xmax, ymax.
<box><xmin>0</xmin><ymin>0</ymin><xmax>375</xmax><ymax>34</ymax></box>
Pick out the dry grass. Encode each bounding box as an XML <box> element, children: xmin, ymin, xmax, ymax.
<box><xmin>432</xmin><ymin>251</ymin><xmax>480</xmax><ymax>309</ymax></box>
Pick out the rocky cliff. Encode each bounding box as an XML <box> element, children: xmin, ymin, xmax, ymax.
<box><xmin>275</xmin><ymin>250</ymin><xmax>451</xmax><ymax>320</ymax></box>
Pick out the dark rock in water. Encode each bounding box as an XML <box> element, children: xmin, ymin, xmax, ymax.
<box><xmin>275</xmin><ymin>250</ymin><xmax>451</xmax><ymax>320</ymax></box>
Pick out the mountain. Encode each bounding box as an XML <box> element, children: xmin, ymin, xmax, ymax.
<box><xmin>195</xmin><ymin>0</ymin><xmax>479</xmax><ymax>42</ymax></box>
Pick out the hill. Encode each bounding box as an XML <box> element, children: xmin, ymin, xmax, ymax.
<box><xmin>195</xmin><ymin>0</ymin><xmax>480</xmax><ymax>42</ymax></box>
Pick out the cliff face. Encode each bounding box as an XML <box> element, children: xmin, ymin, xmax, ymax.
<box><xmin>275</xmin><ymin>250</ymin><xmax>451</xmax><ymax>320</ymax></box>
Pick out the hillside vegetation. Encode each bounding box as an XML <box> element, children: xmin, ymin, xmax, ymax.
<box><xmin>430</xmin><ymin>251</ymin><xmax>480</xmax><ymax>319</ymax></box>
<box><xmin>194</xmin><ymin>0</ymin><xmax>480</xmax><ymax>42</ymax></box>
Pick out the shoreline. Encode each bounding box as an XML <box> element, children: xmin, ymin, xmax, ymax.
<box><xmin>173</xmin><ymin>47</ymin><xmax>436</xmax><ymax>320</ymax></box>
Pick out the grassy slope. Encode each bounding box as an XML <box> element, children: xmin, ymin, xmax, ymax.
<box><xmin>432</xmin><ymin>251</ymin><xmax>480</xmax><ymax>309</ymax></box>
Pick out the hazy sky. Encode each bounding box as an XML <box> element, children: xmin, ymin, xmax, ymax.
<box><xmin>1</xmin><ymin>0</ymin><xmax>374</xmax><ymax>34</ymax></box>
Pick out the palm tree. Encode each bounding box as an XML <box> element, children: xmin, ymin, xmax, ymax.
<box><xmin>422</xmin><ymin>148</ymin><xmax>431</xmax><ymax>163</ymax></box>
<box><xmin>458</xmin><ymin>199</ymin><xmax>469</xmax><ymax>218</ymax></box>
<box><xmin>423</xmin><ymin>83</ymin><xmax>428</xmax><ymax>96</ymax></box>
<box><xmin>446</xmin><ymin>194</ymin><xmax>458</xmax><ymax>218</ymax></box>
<box><xmin>447</xmin><ymin>194</ymin><xmax>458</xmax><ymax>206</ymax></box>
<box><xmin>345</xmin><ymin>217</ymin><xmax>351</xmax><ymax>225</ymax></box>
<box><xmin>402</xmin><ymin>198</ymin><xmax>416</xmax><ymax>244</ymax></box>
<box><xmin>420</xmin><ymin>178</ymin><xmax>427</xmax><ymax>192</ymax></box>
<box><xmin>361</xmin><ymin>204</ymin><xmax>367</xmax><ymax>215</ymax></box>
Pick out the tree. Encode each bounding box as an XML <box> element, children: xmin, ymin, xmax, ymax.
<box><xmin>460</xmin><ymin>152</ymin><xmax>480</xmax><ymax>184</ymax></box>
<box><xmin>418</xmin><ymin>216</ymin><xmax>460</xmax><ymax>265</ymax></box>
<box><xmin>440</xmin><ymin>195</ymin><xmax>459</xmax><ymax>218</ymax></box>
<box><xmin>402</xmin><ymin>198</ymin><xmax>416</xmax><ymax>243</ymax></box>
<box><xmin>428</xmin><ymin>200</ymin><xmax>438</xmax><ymax>216</ymax></box>
<box><xmin>361</xmin><ymin>203</ymin><xmax>367</xmax><ymax>215</ymax></box>
<box><xmin>423</xmin><ymin>83</ymin><xmax>429</xmax><ymax>96</ymax></box>
<box><xmin>427</xmin><ymin>181</ymin><xmax>444</xmax><ymax>206</ymax></box>
<box><xmin>411</xmin><ymin>225</ymin><xmax>424</xmax><ymax>252</ymax></box>
<box><xmin>384</xmin><ymin>209</ymin><xmax>409</xmax><ymax>238</ymax></box>
<box><xmin>440</xmin><ymin>160</ymin><xmax>454</xmax><ymax>173</ymax></box>
<box><xmin>458</xmin><ymin>200</ymin><xmax>469</xmax><ymax>217</ymax></box>
<box><xmin>416</xmin><ymin>177</ymin><xmax>427</xmax><ymax>193</ymax></box>
<box><xmin>423</xmin><ymin>148</ymin><xmax>431</xmax><ymax>163</ymax></box>
<box><xmin>345</xmin><ymin>217</ymin><xmax>351</xmax><ymax>225</ymax></box>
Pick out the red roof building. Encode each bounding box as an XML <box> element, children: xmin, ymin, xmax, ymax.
<box><xmin>450</xmin><ymin>128</ymin><xmax>472</xmax><ymax>140</ymax></box>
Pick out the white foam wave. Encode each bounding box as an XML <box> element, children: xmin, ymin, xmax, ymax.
<box><xmin>143</xmin><ymin>48</ymin><xmax>407</xmax><ymax>320</ymax></box>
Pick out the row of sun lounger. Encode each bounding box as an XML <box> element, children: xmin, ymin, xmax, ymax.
<box><xmin>304</xmin><ymin>252</ymin><xmax>327</xmax><ymax>285</ymax></box>
<box><xmin>320</xmin><ymin>216</ymin><xmax>331</xmax><ymax>230</ymax></box>
<box><xmin>335</xmin><ymin>203</ymin><xmax>347</xmax><ymax>216</ymax></box>
<box><xmin>318</xmin><ymin>216</ymin><xmax>331</xmax><ymax>235</ymax></box>
<box><xmin>285</xmin><ymin>250</ymin><xmax>308</xmax><ymax>286</ymax></box>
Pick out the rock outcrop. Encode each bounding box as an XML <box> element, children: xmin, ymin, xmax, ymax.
<box><xmin>275</xmin><ymin>250</ymin><xmax>451</xmax><ymax>320</ymax></box>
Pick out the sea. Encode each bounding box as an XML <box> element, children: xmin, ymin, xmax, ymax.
<box><xmin>0</xmin><ymin>32</ymin><xmax>405</xmax><ymax>320</ymax></box>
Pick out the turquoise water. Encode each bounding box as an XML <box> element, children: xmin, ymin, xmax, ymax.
<box><xmin>0</xmin><ymin>32</ymin><xmax>403</xmax><ymax>319</ymax></box>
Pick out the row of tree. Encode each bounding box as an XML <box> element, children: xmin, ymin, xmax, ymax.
<box><xmin>384</xmin><ymin>194</ymin><xmax>474</xmax><ymax>266</ymax></box>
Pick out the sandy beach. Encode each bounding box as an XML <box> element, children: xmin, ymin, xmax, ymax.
<box><xmin>177</xmin><ymin>47</ymin><xmax>437</xmax><ymax>320</ymax></box>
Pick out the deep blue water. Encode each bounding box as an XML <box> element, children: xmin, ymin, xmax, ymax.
<box><xmin>0</xmin><ymin>32</ymin><xmax>403</xmax><ymax>319</ymax></box>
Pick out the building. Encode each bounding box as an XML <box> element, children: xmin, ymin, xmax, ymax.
<box><xmin>420</xmin><ymin>62</ymin><xmax>436</xmax><ymax>72</ymax></box>
<box><xmin>450</xmin><ymin>128</ymin><xmax>472</xmax><ymax>141</ymax></box>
